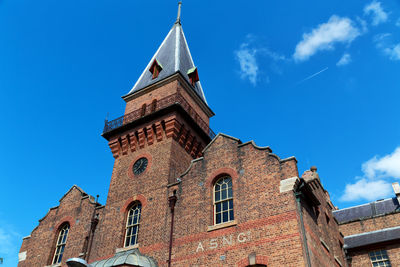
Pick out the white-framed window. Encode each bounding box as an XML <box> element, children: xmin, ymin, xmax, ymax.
<box><xmin>52</xmin><ymin>223</ymin><xmax>70</xmax><ymax>265</ymax></box>
<box><xmin>214</xmin><ymin>176</ymin><xmax>234</xmax><ymax>224</ymax></box>
<box><xmin>369</xmin><ymin>250</ymin><xmax>391</xmax><ymax>267</ymax></box>
<box><xmin>125</xmin><ymin>203</ymin><xmax>142</xmax><ymax>247</ymax></box>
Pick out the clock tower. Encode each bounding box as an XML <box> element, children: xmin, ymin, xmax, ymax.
<box><xmin>91</xmin><ymin>2</ymin><xmax>215</xmax><ymax>260</ymax></box>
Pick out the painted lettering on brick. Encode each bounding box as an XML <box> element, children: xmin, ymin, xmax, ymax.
<box><xmin>195</xmin><ymin>231</ymin><xmax>251</xmax><ymax>253</ymax></box>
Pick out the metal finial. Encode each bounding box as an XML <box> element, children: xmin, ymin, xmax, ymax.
<box><xmin>175</xmin><ymin>2</ymin><xmax>182</xmax><ymax>24</ymax></box>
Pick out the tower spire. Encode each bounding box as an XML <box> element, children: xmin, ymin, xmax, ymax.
<box><xmin>175</xmin><ymin>1</ymin><xmax>182</xmax><ymax>24</ymax></box>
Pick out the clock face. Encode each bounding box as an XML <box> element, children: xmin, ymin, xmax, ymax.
<box><xmin>133</xmin><ymin>157</ymin><xmax>148</xmax><ymax>175</ymax></box>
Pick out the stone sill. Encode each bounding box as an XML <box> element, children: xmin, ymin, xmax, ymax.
<box><xmin>207</xmin><ymin>220</ymin><xmax>237</xmax><ymax>232</ymax></box>
<box><xmin>115</xmin><ymin>244</ymin><xmax>139</xmax><ymax>253</ymax></box>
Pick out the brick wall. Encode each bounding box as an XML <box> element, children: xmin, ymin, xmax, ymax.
<box><xmin>18</xmin><ymin>186</ymin><xmax>100</xmax><ymax>266</ymax></box>
<box><xmin>338</xmin><ymin>208</ymin><xmax>400</xmax><ymax>267</ymax></box>
<box><xmin>339</xmin><ymin>212</ymin><xmax>400</xmax><ymax>236</ymax></box>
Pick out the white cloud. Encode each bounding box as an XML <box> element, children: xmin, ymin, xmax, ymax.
<box><xmin>293</xmin><ymin>15</ymin><xmax>360</xmax><ymax>62</ymax></box>
<box><xmin>383</xmin><ymin>44</ymin><xmax>400</xmax><ymax>60</ymax></box>
<box><xmin>340</xmin><ymin>178</ymin><xmax>393</xmax><ymax>202</ymax></box>
<box><xmin>374</xmin><ymin>33</ymin><xmax>400</xmax><ymax>61</ymax></box>
<box><xmin>340</xmin><ymin>147</ymin><xmax>400</xmax><ymax>202</ymax></box>
<box><xmin>336</xmin><ymin>53</ymin><xmax>352</xmax><ymax>66</ymax></box>
<box><xmin>364</xmin><ymin>1</ymin><xmax>388</xmax><ymax>26</ymax></box>
<box><xmin>235</xmin><ymin>43</ymin><xmax>259</xmax><ymax>85</ymax></box>
<box><xmin>363</xmin><ymin>147</ymin><xmax>400</xmax><ymax>179</ymax></box>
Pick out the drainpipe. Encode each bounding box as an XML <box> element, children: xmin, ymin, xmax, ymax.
<box><xmin>85</xmin><ymin>195</ymin><xmax>99</xmax><ymax>262</ymax></box>
<box><xmin>295</xmin><ymin>190</ymin><xmax>312</xmax><ymax>267</ymax></box>
<box><xmin>168</xmin><ymin>192</ymin><xmax>178</xmax><ymax>267</ymax></box>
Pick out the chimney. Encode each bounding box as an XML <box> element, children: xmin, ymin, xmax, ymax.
<box><xmin>392</xmin><ymin>182</ymin><xmax>400</xmax><ymax>203</ymax></box>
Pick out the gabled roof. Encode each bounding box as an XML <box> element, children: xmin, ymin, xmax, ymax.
<box><xmin>125</xmin><ymin>22</ymin><xmax>207</xmax><ymax>104</ymax></box>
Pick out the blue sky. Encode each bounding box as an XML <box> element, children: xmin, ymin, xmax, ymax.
<box><xmin>1</xmin><ymin>0</ymin><xmax>399</xmax><ymax>265</ymax></box>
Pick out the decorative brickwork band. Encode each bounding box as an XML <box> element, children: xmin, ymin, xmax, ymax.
<box><xmin>184</xmin><ymin>134</ymin><xmax>194</xmax><ymax>152</ymax></box>
<box><xmin>108</xmin><ymin>139</ymin><xmax>120</xmax><ymax>158</ymax></box>
<box><xmin>107</xmin><ymin>119</ymin><xmax>205</xmax><ymax>159</ymax></box>
<box><xmin>165</xmin><ymin>118</ymin><xmax>182</xmax><ymax>140</ymax></box>
<box><xmin>120</xmin><ymin>136</ymin><xmax>129</xmax><ymax>155</ymax></box>
<box><xmin>146</xmin><ymin>126</ymin><xmax>154</xmax><ymax>146</ymax></box>
<box><xmin>128</xmin><ymin>133</ymin><xmax>137</xmax><ymax>152</ymax></box>
<box><xmin>155</xmin><ymin>122</ymin><xmax>163</xmax><ymax>142</ymax></box>
<box><xmin>137</xmin><ymin>129</ymin><xmax>146</xmax><ymax>149</ymax></box>
<box><xmin>178</xmin><ymin>127</ymin><xmax>188</xmax><ymax>146</ymax></box>
<box><xmin>190</xmin><ymin>139</ymin><xmax>199</xmax><ymax>158</ymax></box>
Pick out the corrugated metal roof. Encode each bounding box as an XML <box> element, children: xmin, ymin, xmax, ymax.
<box><xmin>126</xmin><ymin>22</ymin><xmax>207</xmax><ymax>104</ymax></box>
<box><xmin>344</xmin><ymin>226</ymin><xmax>400</xmax><ymax>249</ymax></box>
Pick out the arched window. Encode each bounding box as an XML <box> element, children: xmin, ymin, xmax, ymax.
<box><xmin>52</xmin><ymin>223</ymin><xmax>70</xmax><ymax>265</ymax></box>
<box><xmin>125</xmin><ymin>202</ymin><xmax>142</xmax><ymax>247</ymax></box>
<box><xmin>214</xmin><ymin>176</ymin><xmax>234</xmax><ymax>224</ymax></box>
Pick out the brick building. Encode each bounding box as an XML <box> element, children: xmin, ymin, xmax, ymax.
<box><xmin>333</xmin><ymin>183</ymin><xmax>400</xmax><ymax>267</ymax></box>
<box><xmin>17</xmin><ymin>5</ymin><xmax>376</xmax><ymax>267</ymax></box>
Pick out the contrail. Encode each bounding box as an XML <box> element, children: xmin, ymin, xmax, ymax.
<box><xmin>297</xmin><ymin>67</ymin><xmax>329</xmax><ymax>84</ymax></box>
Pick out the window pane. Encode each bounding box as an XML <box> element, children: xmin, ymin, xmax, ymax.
<box><xmin>223</xmin><ymin>211</ymin><xmax>228</xmax><ymax>222</ymax></box>
<box><xmin>222</xmin><ymin>201</ymin><xmax>228</xmax><ymax>211</ymax></box>
<box><xmin>229</xmin><ymin>209</ymin><xmax>234</xmax><ymax>220</ymax></box>
<box><xmin>127</xmin><ymin>227</ymin><xmax>132</xmax><ymax>236</ymax></box>
<box><xmin>228</xmin><ymin>187</ymin><xmax>232</xmax><ymax>198</ymax></box>
<box><xmin>227</xmin><ymin>179</ymin><xmax>232</xmax><ymax>187</ymax></box>
<box><xmin>130</xmin><ymin>235</ymin><xmax>136</xmax><ymax>246</ymax></box>
<box><xmin>221</xmin><ymin>189</ymin><xmax>227</xmax><ymax>200</ymax></box>
<box><xmin>221</xmin><ymin>183</ymin><xmax>226</xmax><ymax>190</ymax></box>
<box><xmin>229</xmin><ymin>199</ymin><xmax>233</xmax><ymax>209</ymax></box>
<box><xmin>215</xmin><ymin>184</ymin><xmax>220</xmax><ymax>192</ymax></box>
<box><xmin>216</xmin><ymin>213</ymin><xmax>221</xmax><ymax>224</ymax></box>
<box><xmin>215</xmin><ymin>191</ymin><xmax>220</xmax><ymax>201</ymax></box>
<box><xmin>216</xmin><ymin>202</ymin><xmax>221</xmax><ymax>212</ymax></box>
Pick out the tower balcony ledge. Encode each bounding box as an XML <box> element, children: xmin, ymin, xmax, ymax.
<box><xmin>102</xmin><ymin>93</ymin><xmax>215</xmax><ymax>141</ymax></box>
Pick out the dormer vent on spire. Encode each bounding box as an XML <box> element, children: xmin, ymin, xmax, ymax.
<box><xmin>149</xmin><ymin>59</ymin><xmax>163</xmax><ymax>79</ymax></box>
<box><xmin>187</xmin><ymin>67</ymin><xmax>199</xmax><ymax>86</ymax></box>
